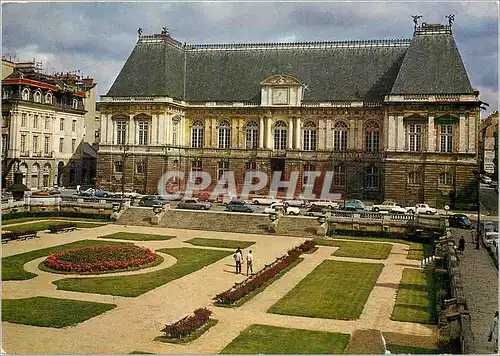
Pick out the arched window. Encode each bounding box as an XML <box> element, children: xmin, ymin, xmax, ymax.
<box><xmin>20</xmin><ymin>163</ymin><xmax>28</xmax><ymax>185</ymax></box>
<box><xmin>274</xmin><ymin>121</ymin><xmax>287</xmax><ymax>150</ymax></box>
<box><xmin>72</xmin><ymin>99</ymin><xmax>78</xmax><ymax>109</ymax></box>
<box><xmin>2</xmin><ymin>88</ymin><xmax>12</xmax><ymax>100</ymax></box>
<box><xmin>32</xmin><ymin>163</ymin><xmax>40</xmax><ymax>188</ymax></box>
<box><xmin>191</xmin><ymin>120</ymin><xmax>204</xmax><ymax>148</ymax></box>
<box><xmin>245</xmin><ymin>121</ymin><xmax>259</xmax><ymax>149</ymax></box>
<box><xmin>365</xmin><ymin>121</ymin><xmax>380</xmax><ymax>152</ymax></box>
<box><xmin>364</xmin><ymin>166</ymin><xmax>379</xmax><ymax>189</ymax></box>
<box><xmin>34</xmin><ymin>90</ymin><xmax>42</xmax><ymax>103</ymax></box>
<box><xmin>302</xmin><ymin>121</ymin><xmax>317</xmax><ymax>151</ymax></box>
<box><xmin>218</xmin><ymin>120</ymin><xmax>231</xmax><ymax>149</ymax></box>
<box><xmin>43</xmin><ymin>163</ymin><xmax>51</xmax><ymax>187</ymax></box>
<box><xmin>408</xmin><ymin>171</ymin><xmax>421</xmax><ymax>184</ymax></box>
<box><xmin>45</xmin><ymin>92</ymin><xmax>52</xmax><ymax>104</ymax></box>
<box><xmin>439</xmin><ymin>171</ymin><xmax>454</xmax><ymax>186</ymax></box>
<box><xmin>21</xmin><ymin>88</ymin><xmax>30</xmax><ymax>101</ymax></box>
<box><xmin>333</xmin><ymin>121</ymin><xmax>348</xmax><ymax>151</ymax></box>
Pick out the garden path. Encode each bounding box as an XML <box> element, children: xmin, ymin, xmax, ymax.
<box><xmin>2</xmin><ymin>225</ymin><xmax>436</xmax><ymax>354</ymax></box>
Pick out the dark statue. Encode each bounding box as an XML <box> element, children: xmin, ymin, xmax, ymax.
<box><xmin>161</xmin><ymin>27</ymin><xmax>169</xmax><ymax>35</ymax></box>
<box><xmin>446</xmin><ymin>14</ymin><xmax>455</xmax><ymax>27</ymax></box>
<box><xmin>138</xmin><ymin>28</ymin><xmax>143</xmax><ymax>36</ymax></box>
<box><xmin>412</xmin><ymin>15</ymin><xmax>423</xmax><ymax>29</ymax></box>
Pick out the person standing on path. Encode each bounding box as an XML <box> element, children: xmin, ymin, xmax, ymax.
<box><xmin>76</xmin><ymin>184</ymin><xmax>81</xmax><ymax>195</ymax></box>
<box><xmin>234</xmin><ymin>248</ymin><xmax>243</xmax><ymax>274</ymax></box>
<box><xmin>458</xmin><ymin>236</ymin><xmax>466</xmax><ymax>254</ymax></box>
<box><xmin>489</xmin><ymin>311</ymin><xmax>498</xmax><ymax>352</ymax></box>
<box><xmin>246</xmin><ymin>249</ymin><xmax>253</xmax><ymax>276</ymax></box>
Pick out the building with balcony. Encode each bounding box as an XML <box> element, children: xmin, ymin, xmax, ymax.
<box><xmin>98</xmin><ymin>23</ymin><xmax>481</xmax><ymax>208</ymax></box>
<box><xmin>1</xmin><ymin>57</ymin><xmax>98</xmax><ymax>189</ymax></box>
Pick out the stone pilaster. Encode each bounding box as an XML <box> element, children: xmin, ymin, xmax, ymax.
<box><xmin>259</xmin><ymin>116</ymin><xmax>264</xmax><ymax>149</ymax></box>
<box><xmin>428</xmin><ymin>115</ymin><xmax>436</xmax><ymax>152</ymax></box>
<box><xmin>459</xmin><ymin>114</ymin><xmax>467</xmax><ymax>153</ymax></box>
<box><xmin>396</xmin><ymin>115</ymin><xmax>405</xmax><ymax>151</ymax></box>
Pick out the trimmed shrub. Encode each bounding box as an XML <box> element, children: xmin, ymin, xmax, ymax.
<box><xmin>48</xmin><ymin>222</ymin><xmax>77</xmax><ymax>233</ymax></box>
<box><xmin>161</xmin><ymin>308</ymin><xmax>212</xmax><ymax>339</ymax></box>
<box><xmin>2</xmin><ymin>211</ymin><xmax>111</xmax><ymax>221</ymax></box>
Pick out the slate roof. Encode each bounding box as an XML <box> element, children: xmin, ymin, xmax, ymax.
<box><xmin>391</xmin><ymin>26</ymin><xmax>474</xmax><ymax>94</ymax></box>
<box><xmin>106</xmin><ymin>26</ymin><xmax>474</xmax><ymax>101</ymax></box>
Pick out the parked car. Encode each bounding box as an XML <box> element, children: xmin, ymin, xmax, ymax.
<box><xmin>177</xmin><ymin>198</ymin><xmax>212</xmax><ymax>210</ymax></box>
<box><xmin>405</xmin><ymin>203</ymin><xmax>437</xmax><ymax>215</ymax></box>
<box><xmin>481</xmin><ymin>175</ymin><xmax>493</xmax><ymax>184</ymax></box>
<box><xmin>283</xmin><ymin>199</ymin><xmax>310</xmax><ymax>208</ymax></box>
<box><xmin>479</xmin><ymin>220</ymin><xmax>498</xmax><ymax>240</ymax></box>
<box><xmin>264</xmin><ymin>203</ymin><xmax>300</xmax><ymax>216</ymax></box>
<box><xmin>489</xmin><ymin>239</ymin><xmax>498</xmax><ymax>263</ymax></box>
<box><xmin>372</xmin><ymin>201</ymin><xmax>402</xmax><ymax>212</ymax></box>
<box><xmin>448</xmin><ymin>214</ymin><xmax>473</xmax><ymax>229</ymax></box>
<box><xmin>309</xmin><ymin>200</ymin><xmax>339</xmax><ymax>209</ymax></box>
<box><xmin>138</xmin><ymin>195</ymin><xmax>165</xmax><ymax>207</ymax></box>
<box><xmin>48</xmin><ymin>187</ymin><xmax>61</xmax><ymax>195</ymax></box>
<box><xmin>225</xmin><ymin>199</ymin><xmax>255</xmax><ymax>213</ymax></box>
<box><xmin>482</xmin><ymin>231</ymin><xmax>499</xmax><ymax>249</ymax></box>
<box><xmin>118</xmin><ymin>190</ymin><xmax>141</xmax><ymax>198</ymax></box>
<box><xmin>252</xmin><ymin>196</ymin><xmax>282</xmax><ymax>205</ymax></box>
<box><xmin>339</xmin><ymin>199</ymin><xmax>365</xmax><ymax>211</ymax></box>
<box><xmin>79</xmin><ymin>188</ymin><xmax>95</xmax><ymax>197</ymax></box>
<box><xmin>489</xmin><ymin>181</ymin><xmax>498</xmax><ymax>189</ymax></box>
<box><xmin>94</xmin><ymin>189</ymin><xmax>114</xmax><ymax>198</ymax></box>
<box><xmin>305</xmin><ymin>205</ymin><xmax>328</xmax><ymax>217</ymax></box>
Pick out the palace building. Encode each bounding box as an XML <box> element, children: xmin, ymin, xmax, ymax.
<box><xmin>98</xmin><ymin>23</ymin><xmax>481</xmax><ymax>208</ymax></box>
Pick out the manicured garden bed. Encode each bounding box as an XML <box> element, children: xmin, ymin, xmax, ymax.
<box><xmin>155</xmin><ymin>308</ymin><xmax>217</xmax><ymax>344</ymax></box>
<box><xmin>315</xmin><ymin>239</ymin><xmax>392</xmax><ymax>259</ymax></box>
<box><xmin>99</xmin><ymin>232</ymin><xmax>175</xmax><ymax>241</ymax></box>
<box><xmin>42</xmin><ymin>245</ymin><xmax>159</xmax><ymax>274</ymax></box>
<box><xmin>220</xmin><ymin>324</ymin><xmax>350</xmax><ymax>354</ymax></box>
<box><xmin>268</xmin><ymin>260</ymin><xmax>383</xmax><ymax>319</ymax></box>
<box><xmin>6</xmin><ymin>221</ymin><xmax>106</xmax><ymax>234</ymax></box>
<box><xmin>391</xmin><ymin>268</ymin><xmax>436</xmax><ymax>324</ymax></box>
<box><xmin>53</xmin><ymin>248</ymin><xmax>233</xmax><ymax>297</ymax></box>
<box><xmin>185</xmin><ymin>238</ymin><xmax>254</xmax><ymax>249</ymax></box>
<box><xmin>2</xmin><ymin>240</ymin><xmax>129</xmax><ymax>280</ymax></box>
<box><xmin>2</xmin><ymin>296</ymin><xmax>116</xmax><ymax>328</ymax></box>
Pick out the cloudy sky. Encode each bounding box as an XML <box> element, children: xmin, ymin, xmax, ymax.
<box><xmin>2</xmin><ymin>1</ymin><xmax>498</xmax><ymax>117</ymax></box>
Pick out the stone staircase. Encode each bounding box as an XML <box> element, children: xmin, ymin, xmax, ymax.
<box><xmin>159</xmin><ymin>210</ymin><xmax>271</xmax><ymax>234</ymax></box>
<box><xmin>116</xmin><ymin>207</ymin><xmax>154</xmax><ymax>226</ymax></box>
<box><xmin>274</xmin><ymin>216</ymin><xmax>320</xmax><ymax>237</ymax></box>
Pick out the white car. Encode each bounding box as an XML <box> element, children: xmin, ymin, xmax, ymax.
<box><xmin>309</xmin><ymin>200</ymin><xmax>339</xmax><ymax>209</ymax></box>
<box><xmin>481</xmin><ymin>175</ymin><xmax>493</xmax><ymax>184</ymax></box>
<box><xmin>252</xmin><ymin>196</ymin><xmax>282</xmax><ymax>205</ymax></box>
<box><xmin>405</xmin><ymin>203</ymin><xmax>437</xmax><ymax>215</ymax></box>
<box><xmin>118</xmin><ymin>191</ymin><xmax>142</xmax><ymax>198</ymax></box>
<box><xmin>283</xmin><ymin>199</ymin><xmax>310</xmax><ymax>208</ymax></box>
<box><xmin>372</xmin><ymin>201</ymin><xmax>402</xmax><ymax>212</ymax></box>
<box><xmin>264</xmin><ymin>203</ymin><xmax>300</xmax><ymax>216</ymax></box>
<box><xmin>482</xmin><ymin>231</ymin><xmax>499</xmax><ymax>248</ymax></box>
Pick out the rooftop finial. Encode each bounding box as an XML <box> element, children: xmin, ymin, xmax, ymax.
<box><xmin>161</xmin><ymin>27</ymin><xmax>169</xmax><ymax>36</ymax></box>
<box><xmin>412</xmin><ymin>15</ymin><xmax>423</xmax><ymax>30</ymax></box>
<box><xmin>445</xmin><ymin>14</ymin><xmax>455</xmax><ymax>27</ymax></box>
<box><xmin>138</xmin><ymin>28</ymin><xmax>143</xmax><ymax>37</ymax></box>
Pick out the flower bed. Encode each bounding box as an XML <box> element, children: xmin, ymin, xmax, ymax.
<box><xmin>214</xmin><ymin>239</ymin><xmax>316</xmax><ymax>305</ymax></box>
<box><xmin>45</xmin><ymin>245</ymin><xmax>157</xmax><ymax>273</ymax></box>
<box><xmin>161</xmin><ymin>308</ymin><xmax>213</xmax><ymax>340</ymax></box>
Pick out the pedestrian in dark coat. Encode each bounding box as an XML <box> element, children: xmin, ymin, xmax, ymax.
<box><xmin>458</xmin><ymin>236</ymin><xmax>466</xmax><ymax>254</ymax></box>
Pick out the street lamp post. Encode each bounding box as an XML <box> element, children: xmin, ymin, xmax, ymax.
<box><xmin>475</xmin><ymin>169</ymin><xmax>480</xmax><ymax>249</ymax></box>
<box><xmin>120</xmin><ymin>145</ymin><xmax>129</xmax><ymax>199</ymax></box>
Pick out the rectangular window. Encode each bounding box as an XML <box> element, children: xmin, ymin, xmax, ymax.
<box><xmin>72</xmin><ymin>120</ymin><xmax>76</xmax><ymax>132</ymax></box>
<box><xmin>45</xmin><ymin>117</ymin><xmax>50</xmax><ymax>130</ymax></box>
<box><xmin>33</xmin><ymin>115</ymin><xmax>39</xmax><ymax>129</ymax></box>
<box><xmin>71</xmin><ymin>139</ymin><xmax>76</xmax><ymax>152</ymax></box>
<box><xmin>303</xmin><ymin>130</ymin><xmax>317</xmax><ymax>151</ymax></box>
<box><xmin>59</xmin><ymin>138</ymin><xmax>64</xmax><ymax>153</ymax></box>
<box><xmin>408</xmin><ymin>124</ymin><xmax>422</xmax><ymax>152</ymax></box>
<box><xmin>33</xmin><ymin>135</ymin><xmax>39</xmax><ymax>153</ymax></box>
<box><xmin>60</xmin><ymin>118</ymin><xmax>64</xmax><ymax>131</ymax></box>
<box><xmin>21</xmin><ymin>113</ymin><xmax>27</xmax><ymax>127</ymax></box>
<box><xmin>172</xmin><ymin>121</ymin><xmax>178</xmax><ymax>146</ymax></box>
<box><xmin>2</xmin><ymin>113</ymin><xmax>9</xmax><ymax>128</ymax></box>
<box><xmin>191</xmin><ymin>126</ymin><xmax>204</xmax><ymax>148</ymax></box>
<box><xmin>364</xmin><ymin>166</ymin><xmax>379</xmax><ymax>189</ymax></box>
<box><xmin>44</xmin><ymin>136</ymin><xmax>50</xmax><ymax>153</ymax></box>
<box><xmin>408</xmin><ymin>171</ymin><xmax>421</xmax><ymax>184</ymax></box>
<box><xmin>218</xmin><ymin>127</ymin><xmax>230</xmax><ymax>149</ymax></box>
<box><xmin>114</xmin><ymin>161</ymin><xmax>123</xmax><ymax>173</ymax></box>
<box><xmin>218</xmin><ymin>160</ymin><xmax>229</xmax><ymax>179</ymax></box>
<box><xmin>365</xmin><ymin>131</ymin><xmax>380</xmax><ymax>152</ymax></box>
<box><xmin>2</xmin><ymin>134</ymin><xmax>8</xmax><ymax>155</ymax></box>
<box><xmin>245</xmin><ymin>161</ymin><xmax>257</xmax><ymax>170</ymax></box>
<box><xmin>334</xmin><ymin>131</ymin><xmax>347</xmax><ymax>151</ymax></box>
<box><xmin>274</xmin><ymin>128</ymin><xmax>287</xmax><ymax>150</ymax></box>
<box><xmin>21</xmin><ymin>135</ymin><xmax>26</xmax><ymax>153</ymax></box>
<box><xmin>116</xmin><ymin>121</ymin><xmax>126</xmax><ymax>145</ymax></box>
<box><xmin>246</xmin><ymin>128</ymin><xmax>258</xmax><ymax>149</ymax></box>
<box><xmin>333</xmin><ymin>165</ymin><xmax>345</xmax><ymax>187</ymax></box>
<box><xmin>136</xmin><ymin>160</ymin><xmax>145</xmax><ymax>174</ymax></box>
<box><xmin>191</xmin><ymin>159</ymin><xmax>202</xmax><ymax>172</ymax></box>
<box><xmin>138</xmin><ymin>121</ymin><xmax>149</xmax><ymax>145</ymax></box>
<box><xmin>440</xmin><ymin>124</ymin><xmax>453</xmax><ymax>153</ymax></box>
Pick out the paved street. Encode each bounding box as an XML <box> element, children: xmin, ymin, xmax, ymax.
<box><xmin>480</xmin><ymin>184</ymin><xmax>499</xmax><ymax>216</ymax></box>
<box><xmin>452</xmin><ymin>227</ymin><xmax>498</xmax><ymax>354</ymax></box>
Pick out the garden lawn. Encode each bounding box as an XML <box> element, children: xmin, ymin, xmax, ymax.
<box><xmin>99</xmin><ymin>232</ymin><xmax>175</xmax><ymax>241</ymax></box>
<box><xmin>2</xmin><ymin>296</ymin><xmax>116</xmax><ymax>328</ymax></box>
<box><xmin>2</xmin><ymin>217</ymin><xmax>110</xmax><ymax>225</ymax></box>
<box><xmin>391</xmin><ymin>268</ymin><xmax>435</xmax><ymax>324</ymax></box>
<box><xmin>2</xmin><ymin>240</ymin><xmax>129</xmax><ymax>280</ymax></box>
<box><xmin>221</xmin><ymin>324</ymin><xmax>350</xmax><ymax>354</ymax></box>
<box><xmin>268</xmin><ymin>260</ymin><xmax>383</xmax><ymax>319</ymax></box>
<box><xmin>53</xmin><ymin>248</ymin><xmax>232</xmax><ymax>297</ymax></box>
<box><xmin>315</xmin><ymin>239</ymin><xmax>392</xmax><ymax>259</ymax></box>
<box><xmin>185</xmin><ymin>238</ymin><xmax>254</xmax><ymax>249</ymax></box>
<box><xmin>5</xmin><ymin>221</ymin><xmax>107</xmax><ymax>234</ymax></box>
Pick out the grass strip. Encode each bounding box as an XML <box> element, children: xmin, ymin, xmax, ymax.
<box><xmin>53</xmin><ymin>248</ymin><xmax>233</xmax><ymax>297</ymax></box>
<box><xmin>154</xmin><ymin>319</ymin><xmax>218</xmax><ymax>344</ymax></box>
<box><xmin>268</xmin><ymin>260</ymin><xmax>383</xmax><ymax>319</ymax></box>
<box><xmin>99</xmin><ymin>232</ymin><xmax>175</xmax><ymax>241</ymax></box>
<box><xmin>391</xmin><ymin>268</ymin><xmax>436</xmax><ymax>324</ymax></box>
<box><xmin>2</xmin><ymin>239</ymin><xmax>129</xmax><ymax>280</ymax></box>
<box><xmin>215</xmin><ymin>258</ymin><xmax>304</xmax><ymax>308</ymax></box>
<box><xmin>185</xmin><ymin>238</ymin><xmax>254</xmax><ymax>249</ymax></box>
<box><xmin>221</xmin><ymin>324</ymin><xmax>350</xmax><ymax>354</ymax></box>
<box><xmin>2</xmin><ymin>217</ymin><xmax>109</xmax><ymax>225</ymax></box>
<box><xmin>2</xmin><ymin>296</ymin><xmax>116</xmax><ymax>328</ymax></box>
<box><xmin>315</xmin><ymin>239</ymin><xmax>392</xmax><ymax>259</ymax></box>
<box><xmin>4</xmin><ymin>221</ymin><xmax>107</xmax><ymax>234</ymax></box>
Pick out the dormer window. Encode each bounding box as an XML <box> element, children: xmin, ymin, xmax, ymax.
<box><xmin>72</xmin><ymin>99</ymin><xmax>78</xmax><ymax>109</ymax></box>
<box><xmin>21</xmin><ymin>88</ymin><xmax>30</xmax><ymax>101</ymax></box>
<box><xmin>34</xmin><ymin>90</ymin><xmax>42</xmax><ymax>103</ymax></box>
<box><xmin>2</xmin><ymin>88</ymin><xmax>12</xmax><ymax>100</ymax></box>
<box><xmin>45</xmin><ymin>92</ymin><xmax>52</xmax><ymax>104</ymax></box>
<box><xmin>260</xmin><ymin>75</ymin><xmax>303</xmax><ymax>107</ymax></box>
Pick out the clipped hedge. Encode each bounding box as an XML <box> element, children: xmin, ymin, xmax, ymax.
<box><xmin>161</xmin><ymin>308</ymin><xmax>212</xmax><ymax>340</ymax></box>
<box><xmin>2</xmin><ymin>230</ymin><xmax>38</xmax><ymax>242</ymax></box>
<box><xmin>2</xmin><ymin>211</ymin><xmax>112</xmax><ymax>222</ymax></box>
<box><xmin>48</xmin><ymin>222</ymin><xmax>76</xmax><ymax>233</ymax></box>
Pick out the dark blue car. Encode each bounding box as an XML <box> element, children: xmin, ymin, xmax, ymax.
<box><xmin>226</xmin><ymin>200</ymin><xmax>255</xmax><ymax>213</ymax></box>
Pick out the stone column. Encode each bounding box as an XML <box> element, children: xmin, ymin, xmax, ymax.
<box><xmin>128</xmin><ymin>115</ymin><xmax>134</xmax><ymax>145</ymax></box>
<box><xmin>295</xmin><ymin>117</ymin><xmax>301</xmax><ymax>150</ymax></box>
<box><xmin>396</xmin><ymin>115</ymin><xmax>405</xmax><ymax>151</ymax></box>
<box><xmin>428</xmin><ymin>115</ymin><xmax>435</xmax><ymax>152</ymax></box>
<box><xmin>459</xmin><ymin>114</ymin><xmax>467</xmax><ymax>153</ymax></box>
<box><xmin>211</xmin><ymin>118</ymin><xmax>217</xmax><ymax>148</ymax></box>
<box><xmin>259</xmin><ymin>116</ymin><xmax>264</xmax><ymax>149</ymax></box>
<box><xmin>318</xmin><ymin>120</ymin><xmax>325</xmax><ymax>150</ymax></box>
<box><xmin>266</xmin><ymin>118</ymin><xmax>273</xmax><ymax>149</ymax></box>
<box><xmin>387</xmin><ymin>115</ymin><xmax>395</xmax><ymax>151</ymax></box>
<box><xmin>151</xmin><ymin>114</ymin><xmax>158</xmax><ymax>145</ymax></box>
<box><xmin>288</xmin><ymin>118</ymin><xmax>294</xmax><ymax>149</ymax></box>
<box><xmin>100</xmin><ymin>113</ymin><xmax>107</xmax><ymax>145</ymax></box>
<box><xmin>468</xmin><ymin>114</ymin><xmax>475</xmax><ymax>153</ymax></box>
<box><xmin>158</xmin><ymin>113</ymin><xmax>165</xmax><ymax>145</ymax></box>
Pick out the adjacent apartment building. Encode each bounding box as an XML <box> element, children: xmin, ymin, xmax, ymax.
<box><xmin>98</xmin><ymin>23</ymin><xmax>481</xmax><ymax>208</ymax></box>
<box><xmin>1</xmin><ymin>57</ymin><xmax>98</xmax><ymax>189</ymax></box>
<box><xmin>480</xmin><ymin>111</ymin><xmax>498</xmax><ymax>176</ymax></box>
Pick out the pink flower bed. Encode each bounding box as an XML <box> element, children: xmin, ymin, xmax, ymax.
<box><xmin>161</xmin><ymin>308</ymin><xmax>212</xmax><ymax>339</ymax></box>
